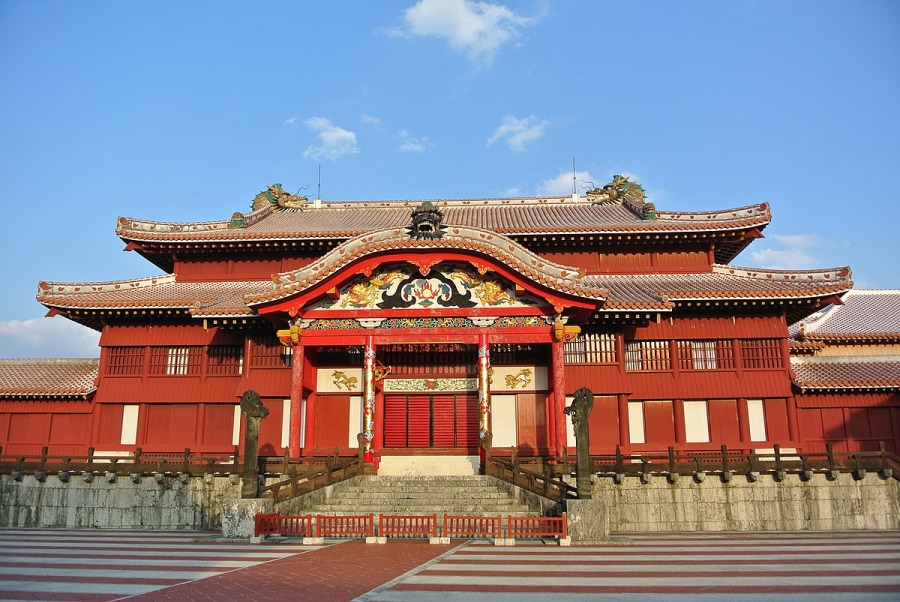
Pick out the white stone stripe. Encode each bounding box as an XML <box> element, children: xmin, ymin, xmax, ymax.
<box><xmin>0</xmin><ymin>541</ymin><xmax>305</xmax><ymax>551</ymax></box>
<box><xmin>365</xmin><ymin>593</ymin><xmax>900</xmax><ymax>602</ymax></box>
<box><xmin>0</xmin><ymin>556</ymin><xmax>283</xmax><ymax>567</ymax></box>
<box><xmin>428</xmin><ymin>562</ymin><xmax>900</xmax><ymax>573</ymax></box>
<box><xmin>0</xmin><ymin>566</ymin><xmax>225</xmax><ymax>580</ymax></box>
<box><xmin>452</xmin><ymin>553</ymin><xmax>900</xmax><ymax>562</ymax></box>
<box><xmin>0</xmin><ymin>581</ymin><xmax>163</xmax><ymax>595</ymax></box>
<box><xmin>402</xmin><ymin>575</ymin><xmax>900</xmax><ymax>587</ymax></box>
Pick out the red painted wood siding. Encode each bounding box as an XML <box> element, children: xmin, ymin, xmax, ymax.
<box><xmin>587</xmin><ymin>395</ymin><xmax>618</xmax><ymax>454</ymax></box>
<box><xmin>515</xmin><ymin>392</ymin><xmax>548</xmax><ymax>455</ymax></box>
<box><xmin>708</xmin><ymin>399</ymin><xmax>740</xmax><ymax>442</ymax></box>
<box><xmin>316</xmin><ymin>394</ymin><xmax>350</xmax><ymax>452</ymax></box>
<box><xmin>96</xmin><ymin>404</ymin><xmax>125</xmax><ymax>446</ymax></box>
<box><xmin>643</xmin><ymin>401</ymin><xmax>675</xmax><ymax>445</ymax></box>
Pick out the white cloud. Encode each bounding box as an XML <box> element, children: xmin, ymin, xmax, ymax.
<box><xmin>360</xmin><ymin>114</ymin><xmax>383</xmax><ymax>128</ymax></box>
<box><xmin>0</xmin><ymin>317</ymin><xmax>100</xmax><ymax>359</ymax></box>
<box><xmin>283</xmin><ymin>116</ymin><xmax>299</xmax><ymax>127</ymax></box>
<box><xmin>748</xmin><ymin>234</ymin><xmax>821</xmax><ymax>270</ymax></box>
<box><xmin>302</xmin><ymin>117</ymin><xmax>360</xmax><ymax>162</ymax></box>
<box><xmin>539</xmin><ymin>170</ymin><xmax>598</xmax><ymax>196</ymax></box>
<box><xmin>486</xmin><ymin>115</ymin><xmax>548</xmax><ymax>151</ymax></box>
<box><xmin>392</xmin><ymin>0</ymin><xmax>536</xmax><ymax>63</ymax></box>
<box><xmin>396</xmin><ymin>130</ymin><xmax>432</xmax><ymax>152</ymax></box>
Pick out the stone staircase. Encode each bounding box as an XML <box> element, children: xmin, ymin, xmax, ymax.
<box><xmin>304</xmin><ymin>475</ymin><xmax>539</xmax><ymax>518</ymax></box>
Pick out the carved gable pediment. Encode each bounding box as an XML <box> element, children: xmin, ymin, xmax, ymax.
<box><xmin>307</xmin><ymin>263</ymin><xmax>545</xmax><ymax>312</ymax></box>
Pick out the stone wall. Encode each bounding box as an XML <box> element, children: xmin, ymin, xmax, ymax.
<box><xmin>0</xmin><ymin>473</ymin><xmax>243</xmax><ymax>529</ymax></box>
<box><xmin>595</xmin><ymin>472</ymin><xmax>900</xmax><ymax>532</ymax></box>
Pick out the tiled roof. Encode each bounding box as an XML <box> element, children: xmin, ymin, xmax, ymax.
<box><xmin>790</xmin><ymin>289</ymin><xmax>900</xmax><ymax>342</ymax></box>
<box><xmin>37</xmin><ymin>266</ymin><xmax>853</xmax><ymax>320</ymax></box>
<box><xmin>586</xmin><ymin>266</ymin><xmax>851</xmax><ymax>310</ymax></box>
<box><xmin>37</xmin><ymin>276</ymin><xmax>275</xmax><ymax>317</ymax></box>
<box><xmin>0</xmin><ymin>359</ymin><xmax>99</xmax><ymax>399</ymax></box>
<box><xmin>117</xmin><ymin>197</ymin><xmax>771</xmax><ymax>243</ymax></box>
<box><xmin>791</xmin><ymin>357</ymin><xmax>900</xmax><ymax>391</ymax></box>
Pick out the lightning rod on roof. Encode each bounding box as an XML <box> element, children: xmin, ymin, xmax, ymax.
<box><xmin>572</xmin><ymin>158</ymin><xmax>577</xmax><ymax>195</ymax></box>
<box><xmin>317</xmin><ymin>164</ymin><xmax>321</xmax><ymax>201</ymax></box>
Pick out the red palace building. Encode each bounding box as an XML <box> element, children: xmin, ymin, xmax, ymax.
<box><xmin>2</xmin><ymin>177</ymin><xmax>897</xmax><ymax>471</ymax></box>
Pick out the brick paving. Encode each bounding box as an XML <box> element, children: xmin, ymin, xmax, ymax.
<box><xmin>125</xmin><ymin>539</ymin><xmax>465</xmax><ymax>602</ymax></box>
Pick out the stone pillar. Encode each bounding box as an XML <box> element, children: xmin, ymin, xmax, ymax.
<box><xmin>289</xmin><ymin>343</ymin><xmax>304</xmax><ymax>457</ymax></box>
<box><xmin>566</xmin><ymin>498</ymin><xmax>609</xmax><ymax>543</ymax></box>
<box><xmin>565</xmin><ymin>386</ymin><xmax>594</xmax><ymax>499</ymax></box>
<box><xmin>477</xmin><ymin>332</ymin><xmax>492</xmax><ymax>464</ymax></box>
<box><xmin>551</xmin><ymin>340</ymin><xmax>567</xmax><ymax>459</ymax></box>
<box><xmin>362</xmin><ymin>336</ymin><xmax>376</xmax><ymax>465</ymax></box>
<box><xmin>239</xmin><ymin>390</ymin><xmax>269</xmax><ymax>499</ymax></box>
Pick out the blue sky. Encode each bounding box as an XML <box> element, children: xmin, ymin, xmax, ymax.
<box><xmin>1</xmin><ymin>1</ymin><xmax>898</xmax><ymax>358</ymax></box>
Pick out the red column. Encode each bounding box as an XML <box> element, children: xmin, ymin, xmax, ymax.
<box><xmin>737</xmin><ymin>397</ymin><xmax>751</xmax><ymax>454</ymax></box>
<box><xmin>551</xmin><ymin>340</ymin><xmax>566</xmax><ymax>459</ymax></box>
<box><xmin>787</xmin><ymin>397</ymin><xmax>800</xmax><ymax>447</ymax></box>
<box><xmin>617</xmin><ymin>394</ymin><xmax>631</xmax><ymax>454</ymax></box>
<box><xmin>673</xmin><ymin>399</ymin><xmax>686</xmax><ymax>448</ymax></box>
<box><xmin>289</xmin><ymin>343</ymin><xmax>304</xmax><ymax>457</ymax></box>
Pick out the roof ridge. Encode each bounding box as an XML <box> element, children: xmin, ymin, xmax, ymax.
<box><xmin>38</xmin><ymin>274</ymin><xmax>176</xmax><ymax>298</ymax></box>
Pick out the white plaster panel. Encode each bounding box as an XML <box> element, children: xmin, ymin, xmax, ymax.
<box><xmin>565</xmin><ymin>395</ymin><xmax>576</xmax><ymax>447</ymax></box>
<box><xmin>628</xmin><ymin>401</ymin><xmax>645</xmax><ymax>444</ymax></box>
<box><xmin>348</xmin><ymin>396</ymin><xmax>363</xmax><ymax>448</ymax></box>
<box><xmin>683</xmin><ymin>401</ymin><xmax>710</xmax><ymax>443</ymax></box>
<box><xmin>747</xmin><ymin>398</ymin><xmax>767</xmax><ymax>442</ymax></box>
<box><xmin>491</xmin><ymin>394</ymin><xmax>517</xmax><ymax>447</ymax></box>
<box><xmin>492</xmin><ymin>366</ymin><xmax>547</xmax><ymax>391</ymax></box>
<box><xmin>120</xmin><ymin>405</ymin><xmax>139</xmax><ymax>445</ymax></box>
<box><xmin>281</xmin><ymin>399</ymin><xmax>291</xmax><ymax>449</ymax></box>
<box><xmin>316</xmin><ymin>368</ymin><xmax>363</xmax><ymax>393</ymax></box>
<box><xmin>232</xmin><ymin>405</ymin><xmax>241</xmax><ymax>446</ymax></box>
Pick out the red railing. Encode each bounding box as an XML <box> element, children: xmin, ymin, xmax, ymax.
<box><xmin>443</xmin><ymin>515</ymin><xmax>501</xmax><ymax>539</ymax></box>
<box><xmin>508</xmin><ymin>513</ymin><xmax>567</xmax><ymax>540</ymax></box>
<box><xmin>317</xmin><ymin>514</ymin><xmax>375</xmax><ymax>538</ymax></box>
<box><xmin>254</xmin><ymin>513</ymin><xmax>313</xmax><ymax>537</ymax></box>
<box><xmin>379</xmin><ymin>514</ymin><xmax>438</xmax><ymax>538</ymax></box>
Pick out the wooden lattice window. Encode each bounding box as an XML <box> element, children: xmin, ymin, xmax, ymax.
<box><xmin>250</xmin><ymin>332</ymin><xmax>292</xmax><ymax>368</ymax></box>
<box><xmin>740</xmin><ymin>339</ymin><xmax>783</xmax><ymax>369</ymax></box>
<box><xmin>106</xmin><ymin>346</ymin><xmax>144</xmax><ymax>376</ymax></box>
<box><xmin>564</xmin><ymin>332</ymin><xmax>617</xmax><ymax>364</ymax></box>
<box><xmin>490</xmin><ymin>343</ymin><xmax>548</xmax><ymax>365</ymax></box>
<box><xmin>677</xmin><ymin>340</ymin><xmax>735</xmax><ymax>370</ymax></box>
<box><xmin>625</xmin><ymin>341</ymin><xmax>671</xmax><ymax>371</ymax></box>
<box><xmin>149</xmin><ymin>346</ymin><xmax>201</xmax><ymax>375</ymax></box>
<box><xmin>208</xmin><ymin>345</ymin><xmax>244</xmax><ymax>375</ymax></box>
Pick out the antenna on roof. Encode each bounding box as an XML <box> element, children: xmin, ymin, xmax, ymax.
<box><xmin>316</xmin><ymin>164</ymin><xmax>322</xmax><ymax>201</ymax></box>
<box><xmin>572</xmin><ymin>158</ymin><xmax>577</xmax><ymax>195</ymax></box>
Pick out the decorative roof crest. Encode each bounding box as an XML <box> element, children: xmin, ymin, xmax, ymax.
<box><xmin>407</xmin><ymin>201</ymin><xmax>446</xmax><ymax>240</ymax></box>
<box><xmin>251</xmin><ymin>183</ymin><xmax>308</xmax><ymax>212</ymax></box>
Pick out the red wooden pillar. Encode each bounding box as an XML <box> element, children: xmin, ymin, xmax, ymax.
<box><xmin>551</xmin><ymin>339</ymin><xmax>566</xmax><ymax>459</ymax></box>
<box><xmin>617</xmin><ymin>394</ymin><xmax>631</xmax><ymax>454</ymax></box>
<box><xmin>673</xmin><ymin>399</ymin><xmax>686</xmax><ymax>448</ymax></box>
<box><xmin>289</xmin><ymin>343</ymin><xmax>304</xmax><ymax>457</ymax></box>
<box><xmin>786</xmin><ymin>397</ymin><xmax>800</xmax><ymax>447</ymax></box>
<box><xmin>737</xmin><ymin>397</ymin><xmax>751</xmax><ymax>453</ymax></box>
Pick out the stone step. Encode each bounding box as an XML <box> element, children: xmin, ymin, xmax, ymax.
<box><xmin>315</xmin><ymin>498</ymin><xmax>527</xmax><ymax>509</ymax></box>
<box><xmin>333</xmin><ymin>491</ymin><xmax>511</xmax><ymax>500</ymax></box>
